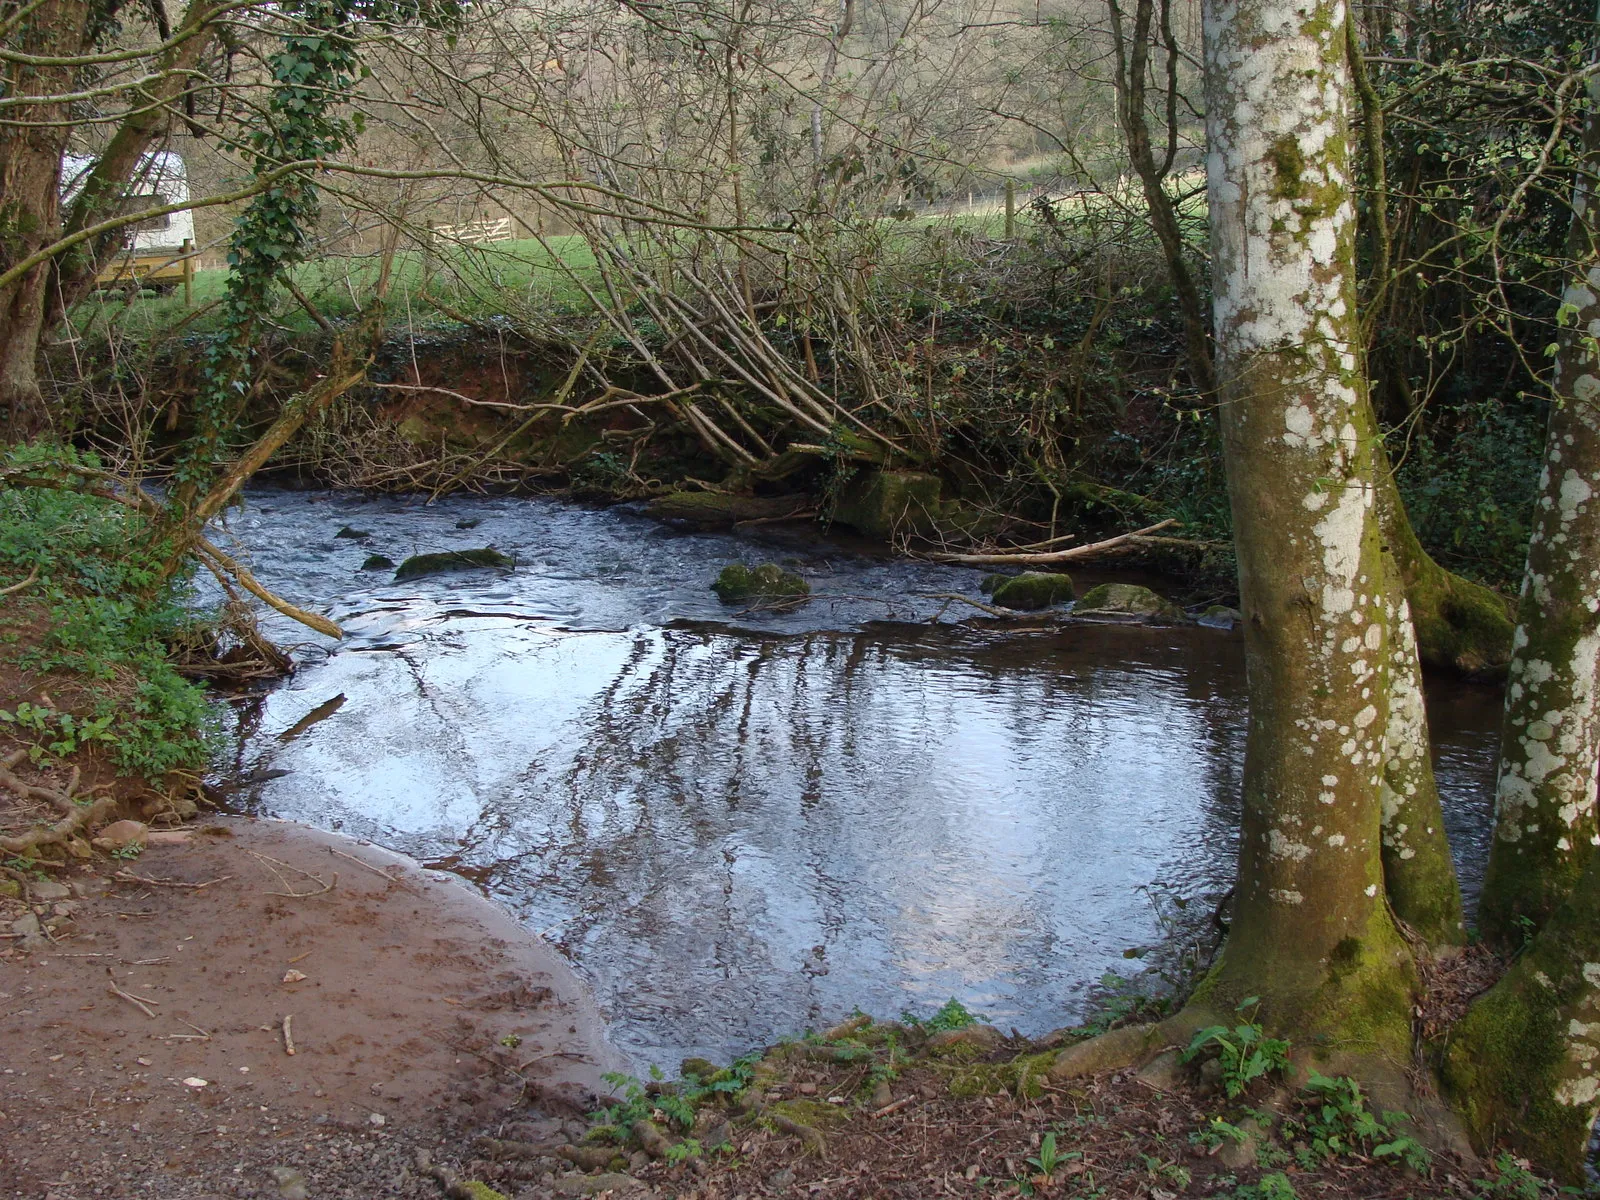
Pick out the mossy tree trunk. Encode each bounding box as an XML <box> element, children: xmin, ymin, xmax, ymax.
<box><xmin>1372</xmin><ymin>458</ymin><xmax>1516</xmax><ymax>677</ymax></box>
<box><xmin>1475</xmin><ymin>58</ymin><xmax>1600</xmax><ymax>950</ymax></box>
<box><xmin>1444</xmin><ymin>852</ymin><xmax>1600</xmax><ymax>1182</ymax></box>
<box><xmin>1195</xmin><ymin>0</ymin><xmax>1413</xmax><ymax>1052</ymax></box>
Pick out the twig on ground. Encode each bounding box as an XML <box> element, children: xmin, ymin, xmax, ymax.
<box><xmin>324</xmin><ymin>845</ymin><xmax>413</xmax><ymax>889</ymax></box>
<box><xmin>282</xmin><ymin>1013</ymin><xmax>296</xmax><ymax>1056</ymax></box>
<box><xmin>113</xmin><ymin>871</ymin><xmax>232</xmax><ymax>890</ymax></box>
<box><xmin>106</xmin><ymin>971</ymin><xmax>160</xmax><ymax>1019</ymax></box>
<box><xmin>0</xmin><ymin>565</ymin><xmax>40</xmax><ymax>596</ymax></box>
<box><xmin>247</xmin><ymin>850</ymin><xmax>337</xmax><ymax>898</ymax></box>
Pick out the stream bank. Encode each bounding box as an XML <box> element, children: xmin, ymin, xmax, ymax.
<box><xmin>0</xmin><ymin>814</ymin><xmax>623</xmax><ymax>1199</ymax></box>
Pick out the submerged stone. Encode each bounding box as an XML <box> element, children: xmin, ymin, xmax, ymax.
<box><xmin>712</xmin><ymin>562</ymin><xmax>810</xmax><ymax>604</ymax></box>
<box><xmin>1199</xmin><ymin>604</ymin><xmax>1243</xmax><ymax>629</ymax></box>
<box><xmin>1073</xmin><ymin>582</ymin><xmax>1188</xmax><ymax>623</ymax></box>
<box><xmin>456</xmin><ymin>518</ymin><xmax>482</xmax><ymax>530</ymax></box>
<box><xmin>335</xmin><ymin>525</ymin><xmax>371</xmax><ymax>539</ymax></box>
<box><xmin>393</xmin><ymin>548</ymin><xmax>514</xmax><ymax>580</ymax></box>
<box><xmin>360</xmin><ymin>554</ymin><xmax>396</xmax><ymax>571</ymax></box>
<box><xmin>989</xmin><ymin>572</ymin><xmax>1075</xmax><ymax>610</ymax></box>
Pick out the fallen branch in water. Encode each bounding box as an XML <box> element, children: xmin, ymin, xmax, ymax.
<box><xmin>925</xmin><ymin>519</ymin><xmax>1180</xmax><ymax>565</ymax></box>
<box><xmin>918</xmin><ymin>593</ymin><xmax>1029</xmax><ymax>619</ymax></box>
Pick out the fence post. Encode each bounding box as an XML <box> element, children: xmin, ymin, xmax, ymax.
<box><xmin>182</xmin><ymin>238</ymin><xmax>194</xmax><ymax>306</ymax></box>
<box><xmin>1004</xmin><ymin>180</ymin><xmax>1016</xmax><ymax>238</ymax></box>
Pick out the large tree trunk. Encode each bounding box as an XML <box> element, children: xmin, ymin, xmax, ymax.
<box><xmin>1442</xmin><ymin>35</ymin><xmax>1600</xmax><ymax>1182</ymax></box>
<box><xmin>0</xmin><ymin>0</ymin><xmax>92</xmax><ymax>440</ymax></box>
<box><xmin>1475</xmin><ymin>62</ymin><xmax>1600</xmax><ymax>948</ymax></box>
<box><xmin>1192</xmin><ymin>0</ymin><xmax>1412</xmax><ymax>1052</ymax></box>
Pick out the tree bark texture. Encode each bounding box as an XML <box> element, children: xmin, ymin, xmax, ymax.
<box><xmin>1477</xmin><ymin>64</ymin><xmax>1600</xmax><ymax>949</ymax></box>
<box><xmin>0</xmin><ymin>0</ymin><xmax>95</xmax><ymax>438</ymax></box>
<box><xmin>1196</xmin><ymin>0</ymin><xmax>1412</xmax><ymax>1051</ymax></box>
<box><xmin>1444</xmin><ymin>851</ymin><xmax>1600</xmax><ymax>1182</ymax></box>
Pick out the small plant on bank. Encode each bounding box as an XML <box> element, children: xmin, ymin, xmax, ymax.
<box><xmin>0</xmin><ymin>703</ymin><xmax>116</xmax><ymax>764</ymax></box>
<box><xmin>1284</xmin><ymin>1072</ymin><xmax>1429</xmax><ymax>1173</ymax></box>
<box><xmin>1473</xmin><ymin>1154</ymin><xmax>1544</xmax><ymax>1200</ymax></box>
<box><xmin>1232</xmin><ymin>1172</ymin><xmax>1298</xmax><ymax>1200</ymax></box>
<box><xmin>1180</xmin><ymin>997</ymin><xmax>1291</xmax><ymax>1098</ymax></box>
<box><xmin>902</xmin><ymin>997</ymin><xmax>979</xmax><ymax>1032</ymax></box>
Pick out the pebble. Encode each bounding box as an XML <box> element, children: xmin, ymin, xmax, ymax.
<box><xmin>10</xmin><ymin>913</ymin><xmax>40</xmax><ymax>938</ymax></box>
<box><xmin>269</xmin><ymin>1165</ymin><xmax>310</xmax><ymax>1200</ymax></box>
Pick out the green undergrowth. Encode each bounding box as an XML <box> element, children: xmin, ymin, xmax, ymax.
<box><xmin>0</xmin><ymin>443</ymin><xmax>219</xmax><ymax>779</ymax></box>
<box><xmin>572</xmin><ymin>996</ymin><xmax>1570</xmax><ymax>1198</ymax></box>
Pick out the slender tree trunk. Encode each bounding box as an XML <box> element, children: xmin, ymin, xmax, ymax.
<box><xmin>1107</xmin><ymin>0</ymin><xmax>1216</xmax><ymax>397</ymax></box>
<box><xmin>1193</xmin><ymin>0</ymin><xmax>1412</xmax><ymax>1051</ymax></box>
<box><xmin>1476</xmin><ymin>61</ymin><xmax>1600</xmax><ymax>948</ymax></box>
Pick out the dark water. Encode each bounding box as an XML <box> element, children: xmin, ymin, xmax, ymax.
<box><xmin>211</xmin><ymin>488</ymin><xmax>1505</xmax><ymax>1069</ymax></box>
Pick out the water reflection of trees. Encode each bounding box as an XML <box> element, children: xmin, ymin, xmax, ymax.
<box><xmin>472</xmin><ymin>623</ymin><xmax>1254</xmax><ymax>1060</ymax></box>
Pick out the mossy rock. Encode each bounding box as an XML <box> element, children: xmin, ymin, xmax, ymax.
<box><xmin>768</xmin><ymin>1098</ymin><xmax>852</xmax><ymax>1129</ymax></box>
<box><xmin>393</xmin><ymin>548</ymin><xmax>514</xmax><ymax>580</ymax></box>
<box><xmin>335</xmin><ymin>525</ymin><xmax>371</xmax><ymax>539</ymax></box>
<box><xmin>648</xmin><ymin>491</ymin><xmax>811</xmax><ymax>531</ymax></box>
<box><xmin>712</xmin><ymin>562</ymin><xmax>809</xmax><ymax>604</ymax></box>
<box><xmin>832</xmin><ymin>470</ymin><xmax>944</xmax><ymax>540</ymax></box>
<box><xmin>360</xmin><ymin>554</ymin><xmax>396</xmax><ymax>571</ymax></box>
<box><xmin>990</xmin><ymin>572</ymin><xmax>1075</xmax><ymax>610</ymax></box>
<box><xmin>1073</xmin><ymin>582</ymin><xmax>1188</xmax><ymax>623</ymax></box>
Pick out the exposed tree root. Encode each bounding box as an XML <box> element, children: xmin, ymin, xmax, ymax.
<box><xmin>0</xmin><ymin>754</ymin><xmax>117</xmax><ymax>856</ymax></box>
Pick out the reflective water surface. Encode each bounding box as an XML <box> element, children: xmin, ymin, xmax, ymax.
<box><xmin>216</xmin><ymin>488</ymin><xmax>1505</xmax><ymax>1067</ymax></box>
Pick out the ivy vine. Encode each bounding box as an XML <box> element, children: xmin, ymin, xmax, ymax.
<box><xmin>170</xmin><ymin>0</ymin><xmax>458</xmax><ymax>514</ymax></box>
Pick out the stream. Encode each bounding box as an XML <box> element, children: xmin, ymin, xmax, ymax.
<box><xmin>212</xmin><ymin>488</ymin><xmax>1505</xmax><ymax>1069</ymax></box>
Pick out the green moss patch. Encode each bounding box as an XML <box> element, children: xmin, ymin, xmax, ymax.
<box><xmin>990</xmin><ymin>572</ymin><xmax>1075</xmax><ymax>610</ymax></box>
<box><xmin>393</xmin><ymin>548</ymin><xmax>514</xmax><ymax>579</ymax></box>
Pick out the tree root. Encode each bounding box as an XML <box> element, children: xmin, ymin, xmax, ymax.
<box><xmin>0</xmin><ymin>794</ymin><xmax>117</xmax><ymax>856</ymax></box>
<box><xmin>0</xmin><ymin>751</ymin><xmax>118</xmax><ymax>856</ymax></box>
<box><xmin>414</xmin><ymin>1149</ymin><xmax>509</xmax><ymax>1200</ymax></box>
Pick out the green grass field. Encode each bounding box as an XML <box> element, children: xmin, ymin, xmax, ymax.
<box><xmin>67</xmin><ymin>194</ymin><xmax>1201</xmax><ymax>345</ymax></box>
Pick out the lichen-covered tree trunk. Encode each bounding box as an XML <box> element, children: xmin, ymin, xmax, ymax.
<box><xmin>1196</xmin><ymin>0</ymin><xmax>1413</xmax><ymax>1050</ymax></box>
<box><xmin>1379</xmin><ymin>583</ymin><xmax>1465</xmax><ymax>943</ymax></box>
<box><xmin>1444</xmin><ymin>851</ymin><xmax>1600</xmax><ymax>1182</ymax></box>
<box><xmin>1475</xmin><ymin>67</ymin><xmax>1600</xmax><ymax>949</ymax></box>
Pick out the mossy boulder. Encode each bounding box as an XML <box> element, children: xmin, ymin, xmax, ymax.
<box><xmin>1073</xmin><ymin>582</ymin><xmax>1188</xmax><ymax>623</ymax></box>
<box><xmin>832</xmin><ymin>470</ymin><xmax>944</xmax><ymax>540</ymax></box>
<box><xmin>335</xmin><ymin>525</ymin><xmax>371</xmax><ymax>539</ymax></box>
<box><xmin>989</xmin><ymin>572</ymin><xmax>1075</xmax><ymax>610</ymax></box>
<box><xmin>360</xmin><ymin>554</ymin><xmax>396</xmax><ymax>571</ymax></box>
<box><xmin>648</xmin><ymin>491</ymin><xmax>810</xmax><ymax>531</ymax></box>
<box><xmin>712</xmin><ymin>563</ymin><xmax>810</xmax><ymax>604</ymax></box>
<box><xmin>393</xmin><ymin>548</ymin><xmax>514</xmax><ymax>580</ymax></box>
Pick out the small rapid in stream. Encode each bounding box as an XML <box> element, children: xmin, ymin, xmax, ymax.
<box><xmin>212</xmin><ymin>488</ymin><xmax>1504</xmax><ymax>1068</ymax></box>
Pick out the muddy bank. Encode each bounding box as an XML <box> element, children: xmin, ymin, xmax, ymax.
<box><xmin>0</xmin><ymin>816</ymin><xmax>625</xmax><ymax>1198</ymax></box>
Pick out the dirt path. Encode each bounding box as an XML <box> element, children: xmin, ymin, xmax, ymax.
<box><xmin>0</xmin><ymin>817</ymin><xmax>628</xmax><ymax>1199</ymax></box>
